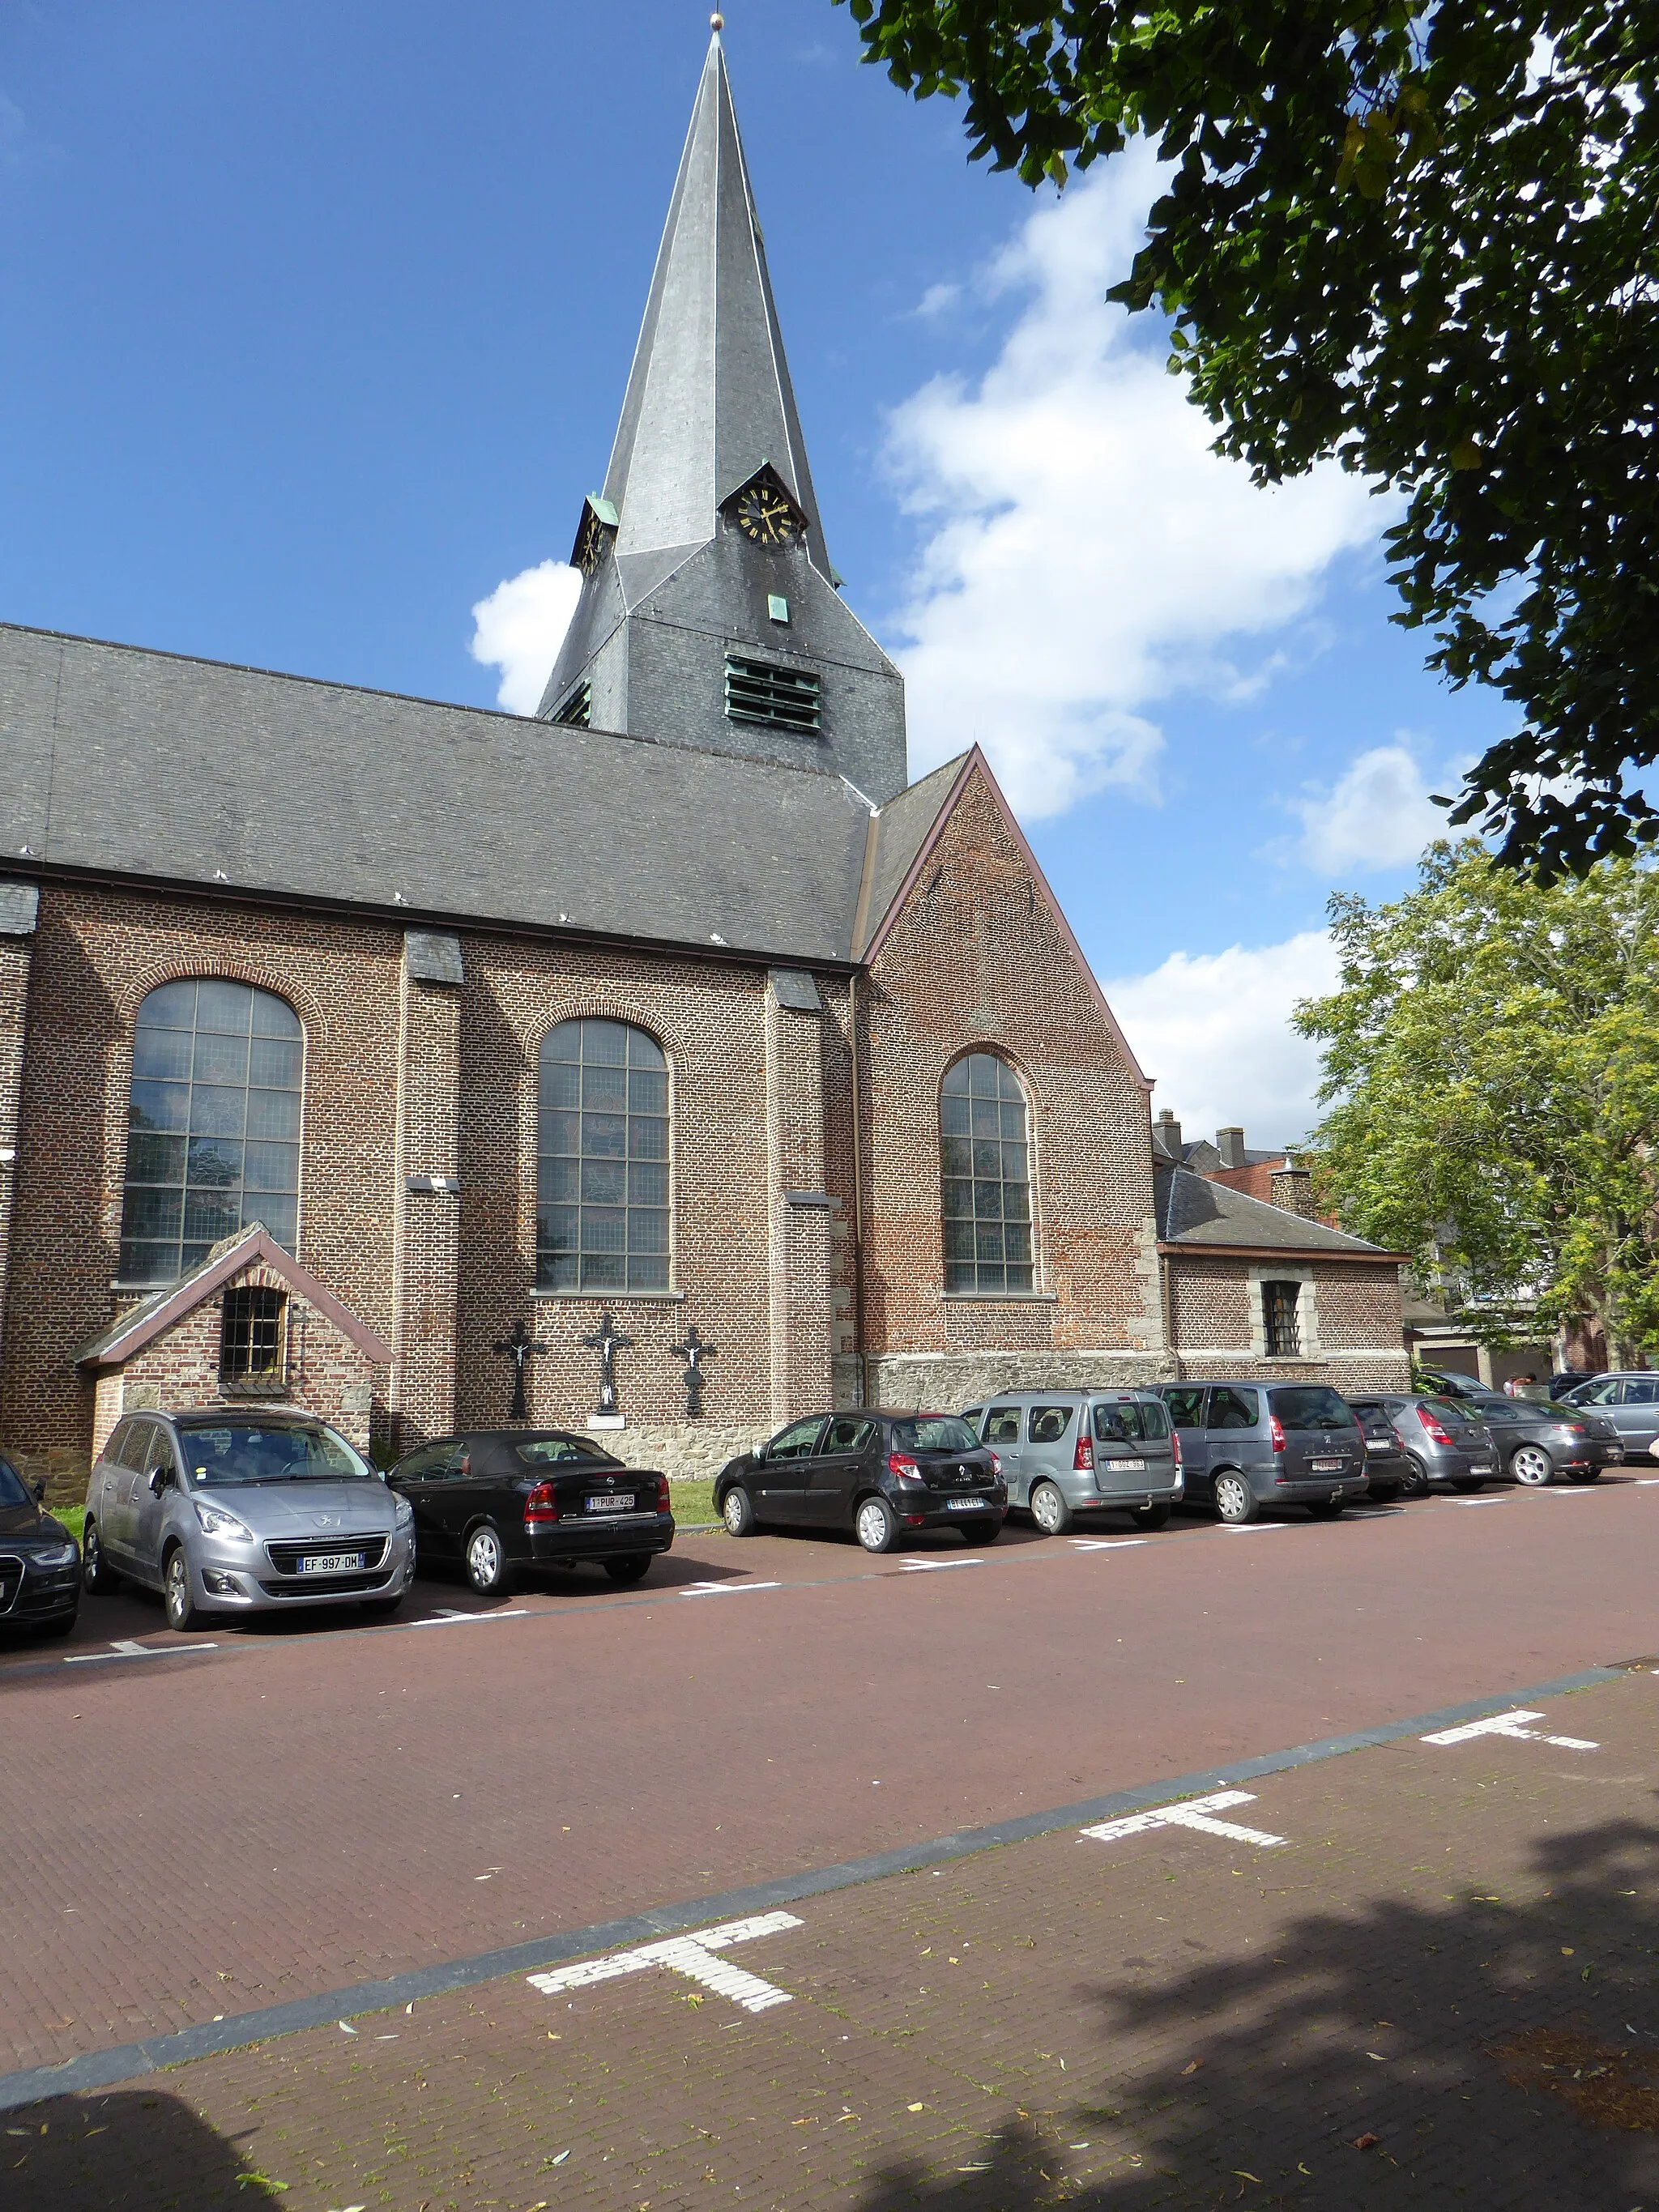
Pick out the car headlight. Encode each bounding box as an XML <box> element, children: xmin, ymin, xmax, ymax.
<box><xmin>34</xmin><ymin>1541</ymin><xmax>77</xmax><ymax>1570</ymax></box>
<box><xmin>194</xmin><ymin>1501</ymin><xmax>254</xmax><ymax>1541</ymax></box>
<box><xmin>393</xmin><ymin>1493</ymin><xmax>414</xmax><ymax>1528</ymax></box>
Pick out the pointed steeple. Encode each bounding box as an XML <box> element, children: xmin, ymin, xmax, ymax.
<box><xmin>601</xmin><ymin>23</ymin><xmax>831</xmax><ymax>587</ymax></box>
<box><xmin>537</xmin><ymin>28</ymin><xmax>908</xmax><ymax>806</ymax></box>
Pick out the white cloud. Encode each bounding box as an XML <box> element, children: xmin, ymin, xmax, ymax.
<box><xmin>886</xmin><ymin>149</ymin><xmax>1384</xmax><ymax>818</ymax></box>
<box><xmin>1288</xmin><ymin>741</ymin><xmax>1455</xmax><ymax>874</ymax></box>
<box><xmin>1104</xmin><ymin>930</ymin><xmax>1340</xmax><ymax>1149</ymax></box>
<box><xmin>468</xmin><ymin>560</ymin><xmax>581</xmax><ymax>714</ymax></box>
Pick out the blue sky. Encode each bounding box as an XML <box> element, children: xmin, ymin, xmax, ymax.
<box><xmin>0</xmin><ymin>1</ymin><xmax>1513</xmax><ymax>1142</ymax></box>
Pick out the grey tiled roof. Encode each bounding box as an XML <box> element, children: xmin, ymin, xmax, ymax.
<box><xmin>1155</xmin><ymin>1166</ymin><xmax>1392</xmax><ymax>1256</ymax></box>
<box><xmin>0</xmin><ymin>621</ymin><xmax>906</xmax><ymax>965</ymax></box>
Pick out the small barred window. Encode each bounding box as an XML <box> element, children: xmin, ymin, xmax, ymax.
<box><xmin>1263</xmin><ymin>1280</ymin><xmax>1303</xmax><ymax>1357</ymax></box>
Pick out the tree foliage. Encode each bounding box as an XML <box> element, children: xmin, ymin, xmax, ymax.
<box><xmin>835</xmin><ymin>0</ymin><xmax>1659</xmax><ymax>880</ymax></box>
<box><xmin>1294</xmin><ymin>842</ymin><xmax>1659</xmax><ymax>1362</ymax></box>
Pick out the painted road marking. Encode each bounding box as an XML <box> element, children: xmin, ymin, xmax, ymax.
<box><xmin>1069</xmin><ymin>1538</ymin><xmax>1149</xmax><ymax>1553</ymax></box>
<box><xmin>1422</xmin><ymin>1707</ymin><xmax>1599</xmax><ymax>1751</ymax></box>
<box><xmin>527</xmin><ymin>1911</ymin><xmax>803</xmax><ymax>2014</ymax></box>
<box><xmin>409</xmin><ymin>1609</ymin><xmax>531</xmax><ymax>1628</ymax></box>
<box><xmin>65</xmin><ymin>1639</ymin><xmax>219</xmax><ymax>1664</ymax></box>
<box><xmin>900</xmin><ymin>1557</ymin><xmax>984</xmax><ymax>1572</ymax></box>
<box><xmin>1081</xmin><ymin>1788</ymin><xmax>1288</xmax><ymax>1850</ymax></box>
<box><xmin>679</xmin><ymin>1580</ymin><xmax>783</xmax><ymax>1597</ymax></box>
<box><xmin>1220</xmin><ymin>1522</ymin><xmax>1285</xmax><ymax>1532</ymax></box>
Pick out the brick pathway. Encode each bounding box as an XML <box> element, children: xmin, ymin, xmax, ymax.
<box><xmin>12</xmin><ymin>1667</ymin><xmax>1659</xmax><ymax>2210</ymax></box>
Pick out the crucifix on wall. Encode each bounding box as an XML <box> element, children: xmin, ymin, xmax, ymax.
<box><xmin>492</xmin><ymin>1317</ymin><xmax>547</xmax><ymax>1421</ymax></box>
<box><xmin>582</xmin><ymin>1311</ymin><xmax>634</xmax><ymax>1417</ymax></box>
<box><xmin>669</xmin><ymin>1324</ymin><xmax>717</xmax><ymax>1418</ymax></box>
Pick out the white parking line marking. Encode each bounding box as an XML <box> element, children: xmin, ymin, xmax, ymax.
<box><xmin>1068</xmin><ymin>1538</ymin><xmax>1149</xmax><ymax>1553</ymax></box>
<box><xmin>528</xmin><ymin>1911</ymin><xmax>803</xmax><ymax>2014</ymax></box>
<box><xmin>1220</xmin><ymin>1522</ymin><xmax>1285</xmax><ymax>1532</ymax></box>
<box><xmin>1422</xmin><ymin>1707</ymin><xmax>1599</xmax><ymax>1751</ymax></box>
<box><xmin>679</xmin><ymin>1580</ymin><xmax>783</xmax><ymax>1597</ymax></box>
<box><xmin>408</xmin><ymin>1609</ymin><xmax>531</xmax><ymax>1627</ymax></box>
<box><xmin>65</xmin><ymin>1639</ymin><xmax>219</xmax><ymax>1664</ymax></box>
<box><xmin>1081</xmin><ymin>1788</ymin><xmax>1289</xmax><ymax>1850</ymax></box>
<box><xmin>899</xmin><ymin>1557</ymin><xmax>984</xmax><ymax>1572</ymax></box>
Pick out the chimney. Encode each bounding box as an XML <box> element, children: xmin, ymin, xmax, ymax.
<box><xmin>1154</xmin><ymin>1107</ymin><xmax>1183</xmax><ymax>1161</ymax></box>
<box><xmin>1269</xmin><ymin>1164</ymin><xmax>1318</xmax><ymax>1219</ymax></box>
<box><xmin>1217</xmin><ymin>1127</ymin><xmax>1246</xmax><ymax>1170</ymax></box>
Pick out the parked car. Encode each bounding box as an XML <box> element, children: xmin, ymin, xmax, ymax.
<box><xmin>387</xmin><ymin>1430</ymin><xmax>673</xmax><ymax>1592</ymax></box>
<box><xmin>1549</xmin><ymin>1370</ymin><xmax>1604</xmax><ymax>1400</ymax></box>
<box><xmin>1414</xmin><ymin>1370</ymin><xmax>1488</xmax><ymax>1399</ymax></box>
<box><xmin>83</xmin><ymin>1409</ymin><xmax>415</xmax><ymax>1630</ymax></box>
<box><xmin>1349</xmin><ymin>1402</ymin><xmax>1414</xmax><ymax>1501</ymax></box>
<box><xmin>1353</xmin><ymin>1393</ymin><xmax>1498</xmax><ymax>1491</ymax></box>
<box><xmin>1457</xmin><ymin>1391</ymin><xmax>1623</xmax><ymax>1484</ymax></box>
<box><xmin>1156</xmin><ymin>1383</ymin><xmax>1368</xmax><ymax>1524</ymax></box>
<box><xmin>0</xmin><ymin>1458</ymin><xmax>80</xmax><ymax>1638</ymax></box>
<box><xmin>960</xmin><ymin>1390</ymin><xmax>1182</xmax><ymax>1533</ymax></box>
<box><xmin>715</xmin><ymin>1411</ymin><xmax>1005</xmax><ymax>1552</ymax></box>
<box><xmin>1556</xmin><ymin>1373</ymin><xmax>1659</xmax><ymax>1456</ymax></box>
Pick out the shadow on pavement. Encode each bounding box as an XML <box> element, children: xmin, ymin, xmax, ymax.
<box><xmin>10</xmin><ymin>2088</ymin><xmax>279</xmax><ymax>2210</ymax></box>
<box><xmin>850</xmin><ymin>1813</ymin><xmax>1659</xmax><ymax>2209</ymax></box>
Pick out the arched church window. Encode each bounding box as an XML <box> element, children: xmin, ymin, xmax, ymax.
<box><xmin>537</xmin><ymin>1019</ymin><xmax>670</xmax><ymax>1293</ymax></box>
<box><xmin>940</xmin><ymin>1053</ymin><xmax>1034</xmax><ymax>1294</ymax></box>
<box><xmin>118</xmin><ymin>979</ymin><xmax>304</xmax><ymax>1284</ymax></box>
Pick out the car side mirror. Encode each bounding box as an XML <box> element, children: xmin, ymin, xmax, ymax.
<box><xmin>147</xmin><ymin>1466</ymin><xmax>171</xmax><ymax>1496</ymax></box>
<box><xmin>753</xmin><ymin>1442</ymin><xmax>768</xmax><ymax>1463</ymax></box>
<box><xmin>32</xmin><ymin>1477</ymin><xmax>45</xmax><ymax>1503</ymax></box>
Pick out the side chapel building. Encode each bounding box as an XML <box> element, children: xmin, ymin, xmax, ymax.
<box><xmin>0</xmin><ymin>33</ymin><xmax>1408</xmax><ymax>1498</ymax></box>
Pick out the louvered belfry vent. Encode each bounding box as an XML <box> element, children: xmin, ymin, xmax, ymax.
<box><xmin>551</xmin><ymin>680</ymin><xmax>592</xmax><ymax>729</ymax></box>
<box><xmin>723</xmin><ymin>654</ymin><xmax>821</xmax><ymax>734</ymax></box>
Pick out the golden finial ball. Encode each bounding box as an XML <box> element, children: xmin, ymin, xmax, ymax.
<box><xmin>710</xmin><ymin>11</ymin><xmax>724</xmax><ymax>27</ymax></box>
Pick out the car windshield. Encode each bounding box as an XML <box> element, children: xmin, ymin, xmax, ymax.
<box><xmin>513</xmin><ymin>1437</ymin><xmax>621</xmax><ymax>1466</ymax></box>
<box><xmin>1269</xmin><ymin>1387</ymin><xmax>1356</xmax><ymax>1431</ymax></box>
<box><xmin>890</xmin><ymin>1416</ymin><xmax>980</xmax><ymax>1454</ymax></box>
<box><xmin>1094</xmin><ymin>1400</ymin><xmax>1169</xmax><ymax>1443</ymax></box>
<box><xmin>179</xmin><ymin>1424</ymin><xmax>373</xmax><ymax>1485</ymax></box>
<box><xmin>0</xmin><ymin>1461</ymin><xmax>29</xmax><ymax>1508</ymax></box>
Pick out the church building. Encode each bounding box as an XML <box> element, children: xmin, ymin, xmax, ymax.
<box><xmin>0</xmin><ymin>32</ymin><xmax>1408</xmax><ymax>1501</ymax></box>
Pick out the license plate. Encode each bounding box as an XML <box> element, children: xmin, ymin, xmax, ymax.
<box><xmin>945</xmin><ymin>1498</ymin><xmax>985</xmax><ymax>1511</ymax></box>
<box><xmin>1311</xmin><ymin>1458</ymin><xmax>1345</xmax><ymax>1473</ymax></box>
<box><xmin>298</xmin><ymin>1551</ymin><xmax>365</xmax><ymax>1575</ymax></box>
<box><xmin>1107</xmin><ymin>1459</ymin><xmax>1146</xmax><ymax>1473</ymax></box>
<box><xmin>1470</xmin><ymin>1461</ymin><xmax>1495</xmax><ymax>1473</ymax></box>
<box><xmin>1366</xmin><ymin>1441</ymin><xmax>1392</xmax><ymax>1454</ymax></box>
<box><xmin>586</xmin><ymin>1494</ymin><xmax>635</xmax><ymax>1514</ymax></box>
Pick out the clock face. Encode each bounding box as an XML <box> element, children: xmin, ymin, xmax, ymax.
<box><xmin>574</xmin><ymin>508</ymin><xmax>610</xmax><ymax>575</ymax></box>
<box><xmin>734</xmin><ymin>481</ymin><xmax>804</xmax><ymax>545</ymax></box>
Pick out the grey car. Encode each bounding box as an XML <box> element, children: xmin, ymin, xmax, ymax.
<box><xmin>1559</xmin><ymin>1373</ymin><xmax>1659</xmax><ymax>1459</ymax></box>
<box><xmin>1356</xmin><ymin>1393</ymin><xmax>1498</xmax><ymax>1490</ymax></box>
<box><xmin>1458</xmin><ymin>1392</ymin><xmax>1623</xmax><ymax>1485</ymax></box>
<box><xmin>1158</xmin><ymin>1382</ymin><xmax>1368</xmax><ymax>1524</ymax></box>
<box><xmin>961</xmin><ymin>1390</ymin><xmax>1183</xmax><ymax>1533</ymax></box>
<box><xmin>83</xmin><ymin>1409</ymin><xmax>415</xmax><ymax>1630</ymax></box>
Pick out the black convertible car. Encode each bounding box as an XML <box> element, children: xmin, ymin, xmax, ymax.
<box><xmin>386</xmin><ymin>1430</ymin><xmax>674</xmax><ymax>1594</ymax></box>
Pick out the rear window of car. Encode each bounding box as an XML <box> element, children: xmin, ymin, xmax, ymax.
<box><xmin>1269</xmin><ymin>1387</ymin><xmax>1356</xmax><ymax>1430</ymax></box>
<box><xmin>1421</xmin><ymin>1394</ymin><xmax>1478</xmax><ymax>1426</ymax></box>
<box><xmin>1347</xmin><ymin>1400</ymin><xmax>1383</xmax><ymax>1419</ymax></box>
<box><xmin>1094</xmin><ymin>1400</ymin><xmax>1169</xmax><ymax>1443</ymax></box>
<box><xmin>513</xmin><ymin>1437</ymin><xmax>618</xmax><ymax>1465</ymax></box>
<box><xmin>890</xmin><ymin>1416</ymin><xmax>980</xmax><ymax>1454</ymax></box>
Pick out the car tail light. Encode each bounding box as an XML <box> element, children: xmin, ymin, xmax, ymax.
<box><xmin>1269</xmin><ymin>1414</ymin><xmax>1287</xmax><ymax>1454</ymax></box>
<box><xmin>1416</xmin><ymin>1404</ymin><xmax>1454</xmax><ymax>1446</ymax></box>
<box><xmin>888</xmin><ymin>1451</ymin><xmax>923</xmax><ymax>1483</ymax></box>
<box><xmin>1073</xmin><ymin>1432</ymin><xmax>1094</xmax><ymax>1473</ymax></box>
<box><xmin>656</xmin><ymin>1473</ymin><xmax>672</xmax><ymax>1511</ymax></box>
<box><xmin>523</xmin><ymin>1480</ymin><xmax>559</xmax><ymax>1527</ymax></box>
<box><xmin>1171</xmin><ymin>1431</ymin><xmax>1182</xmax><ymax>1469</ymax></box>
<box><xmin>989</xmin><ymin>1451</ymin><xmax>1002</xmax><ymax>1478</ymax></box>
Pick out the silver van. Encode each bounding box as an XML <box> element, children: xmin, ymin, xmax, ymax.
<box><xmin>961</xmin><ymin>1390</ymin><xmax>1183</xmax><ymax>1533</ymax></box>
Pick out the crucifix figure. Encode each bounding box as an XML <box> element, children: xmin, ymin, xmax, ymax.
<box><xmin>491</xmin><ymin>1317</ymin><xmax>547</xmax><ymax>1422</ymax></box>
<box><xmin>581</xmin><ymin>1311</ymin><xmax>634</xmax><ymax>1417</ymax></box>
<box><xmin>669</xmin><ymin>1323</ymin><xmax>717</xmax><ymax>1418</ymax></box>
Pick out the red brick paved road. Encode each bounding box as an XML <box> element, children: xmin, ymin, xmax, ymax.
<box><xmin>3</xmin><ymin>1481</ymin><xmax>1658</xmax><ymax>2082</ymax></box>
<box><xmin>12</xmin><ymin>1667</ymin><xmax>1659</xmax><ymax>2210</ymax></box>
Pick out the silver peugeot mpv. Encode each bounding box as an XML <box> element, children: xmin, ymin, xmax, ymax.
<box><xmin>82</xmin><ymin>1409</ymin><xmax>415</xmax><ymax>1630</ymax></box>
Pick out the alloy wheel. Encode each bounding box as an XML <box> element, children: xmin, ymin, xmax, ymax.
<box><xmin>1512</xmin><ymin>1444</ymin><xmax>1555</xmax><ymax>1486</ymax></box>
<box><xmin>164</xmin><ymin>1549</ymin><xmax>198</xmax><ymax>1631</ymax></box>
<box><xmin>467</xmin><ymin>1525</ymin><xmax>505</xmax><ymax>1592</ymax></box>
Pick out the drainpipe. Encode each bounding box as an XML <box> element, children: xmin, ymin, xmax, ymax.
<box><xmin>849</xmin><ymin>972</ymin><xmax>868</xmax><ymax>1408</ymax></box>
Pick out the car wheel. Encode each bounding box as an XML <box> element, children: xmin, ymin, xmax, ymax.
<box><xmin>1451</xmin><ymin>1476</ymin><xmax>1486</xmax><ymax>1494</ymax></box>
<box><xmin>463</xmin><ymin>1522</ymin><xmax>511</xmax><ymax>1596</ymax></box>
<box><xmin>1131</xmin><ymin>1502</ymin><xmax>1171</xmax><ymax>1531</ymax></box>
<box><xmin>1367</xmin><ymin>1481</ymin><xmax>1401</xmax><ymax>1502</ymax></box>
<box><xmin>82</xmin><ymin>1519</ymin><xmax>120</xmax><ymax>1594</ymax></box>
<box><xmin>1511</xmin><ymin>1444</ymin><xmax>1555</xmax><ymax>1486</ymax></box>
<box><xmin>1567</xmin><ymin>1467</ymin><xmax>1601</xmax><ymax>1485</ymax></box>
<box><xmin>1307</xmin><ymin>1500</ymin><xmax>1346</xmax><ymax>1519</ymax></box>
<box><xmin>1029</xmin><ymin>1481</ymin><xmax>1073</xmax><ymax>1536</ymax></box>
<box><xmin>957</xmin><ymin>1518</ymin><xmax>1003</xmax><ymax>1546</ymax></box>
<box><xmin>1213</xmin><ymin>1471</ymin><xmax>1258</xmax><ymax>1525</ymax></box>
<box><xmin>855</xmin><ymin>1495</ymin><xmax>900</xmax><ymax>1554</ymax></box>
<box><xmin>163</xmin><ymin>1546</ymin><xmax>201</xmax><ymax>1632</ymax></box>
<box><xmin>721</xmin><ymin>1485</ymin><xmax>757</xmax><ymax>1537</ymax></box>
<box><xmin>603</xmin><ymin>1554</ymin><xmax>651</xmax><ymax>1583</ymax></box>
<box><xmin>1401</xmin><ymin>1452</ymin><xmax>1432</xmax><ymax>1496</ymax></box>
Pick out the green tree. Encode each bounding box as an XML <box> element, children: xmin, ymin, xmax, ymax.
<box><xmin>1294</xmin><ymin>842</ymin><xmax>1659</xmax><ymax>1364</ymax></box>
<box><xmin>835</xmin><ymin>0</ymin><xmax>1659</xmax><ymax>880</ymax></box>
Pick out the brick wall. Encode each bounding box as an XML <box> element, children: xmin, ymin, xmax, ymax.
<box><xmin>1166</xmin><ymin>1251</ymin><xmax>1409</xmax><ymax>1389</ymax></box>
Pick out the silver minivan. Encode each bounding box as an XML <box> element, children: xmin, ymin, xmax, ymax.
<box><xmin>962</xmin><ymin>1390</ymin><xmax>1183</xmax><ymax>1533</ymax></box>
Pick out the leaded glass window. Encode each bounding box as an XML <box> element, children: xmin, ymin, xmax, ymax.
<box><xmin>536</xmin><ymin>1019</ymin><xmax>670</xmax><ymax>1292</ymax></box>
<box><xmin>940</xmin><ymin>1052</ymin><xmax>1034</xmax><ymax>1293</ymax></box>
<box><xmin>118</xmin><ymin>979</ymin><xmax>304</xmax><ymax>1283</ymax></box>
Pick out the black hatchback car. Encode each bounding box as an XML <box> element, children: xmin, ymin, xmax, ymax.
<box><xmin>0</xmin><ymin>1457</ymin><xmax>80</xmax><ymax>1637</ymax></box>
<box><xmin>714</xmin><ymin>1410</ymin><xmax>1007</xmax><ymax>1552</ymax></box>
<box><xmin>386</xmin><ymin>1430</ymin><xmax>674</xmax><ymax>1594</ymax></box>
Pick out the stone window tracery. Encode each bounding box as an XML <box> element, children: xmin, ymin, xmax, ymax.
<box><xmin>940</xmin><ymin>1052</ymin><xmax>1034</xmax><ymax>1294</ymax></box>
<box><xmin>536</xmin><ymin>1018</ymin><xmax>670</xmax><ymax>1293</ymax></box>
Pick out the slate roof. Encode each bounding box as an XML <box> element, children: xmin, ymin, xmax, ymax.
<box><xmin>1154</xmin><ymin>1166</ymin><xmax>1395</xmax><ymax>1257</ymax></box>
<box><xmin>0</xmin><ymin>620</ymin><xmax>895</xmax><ymax>965</ymax></box>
